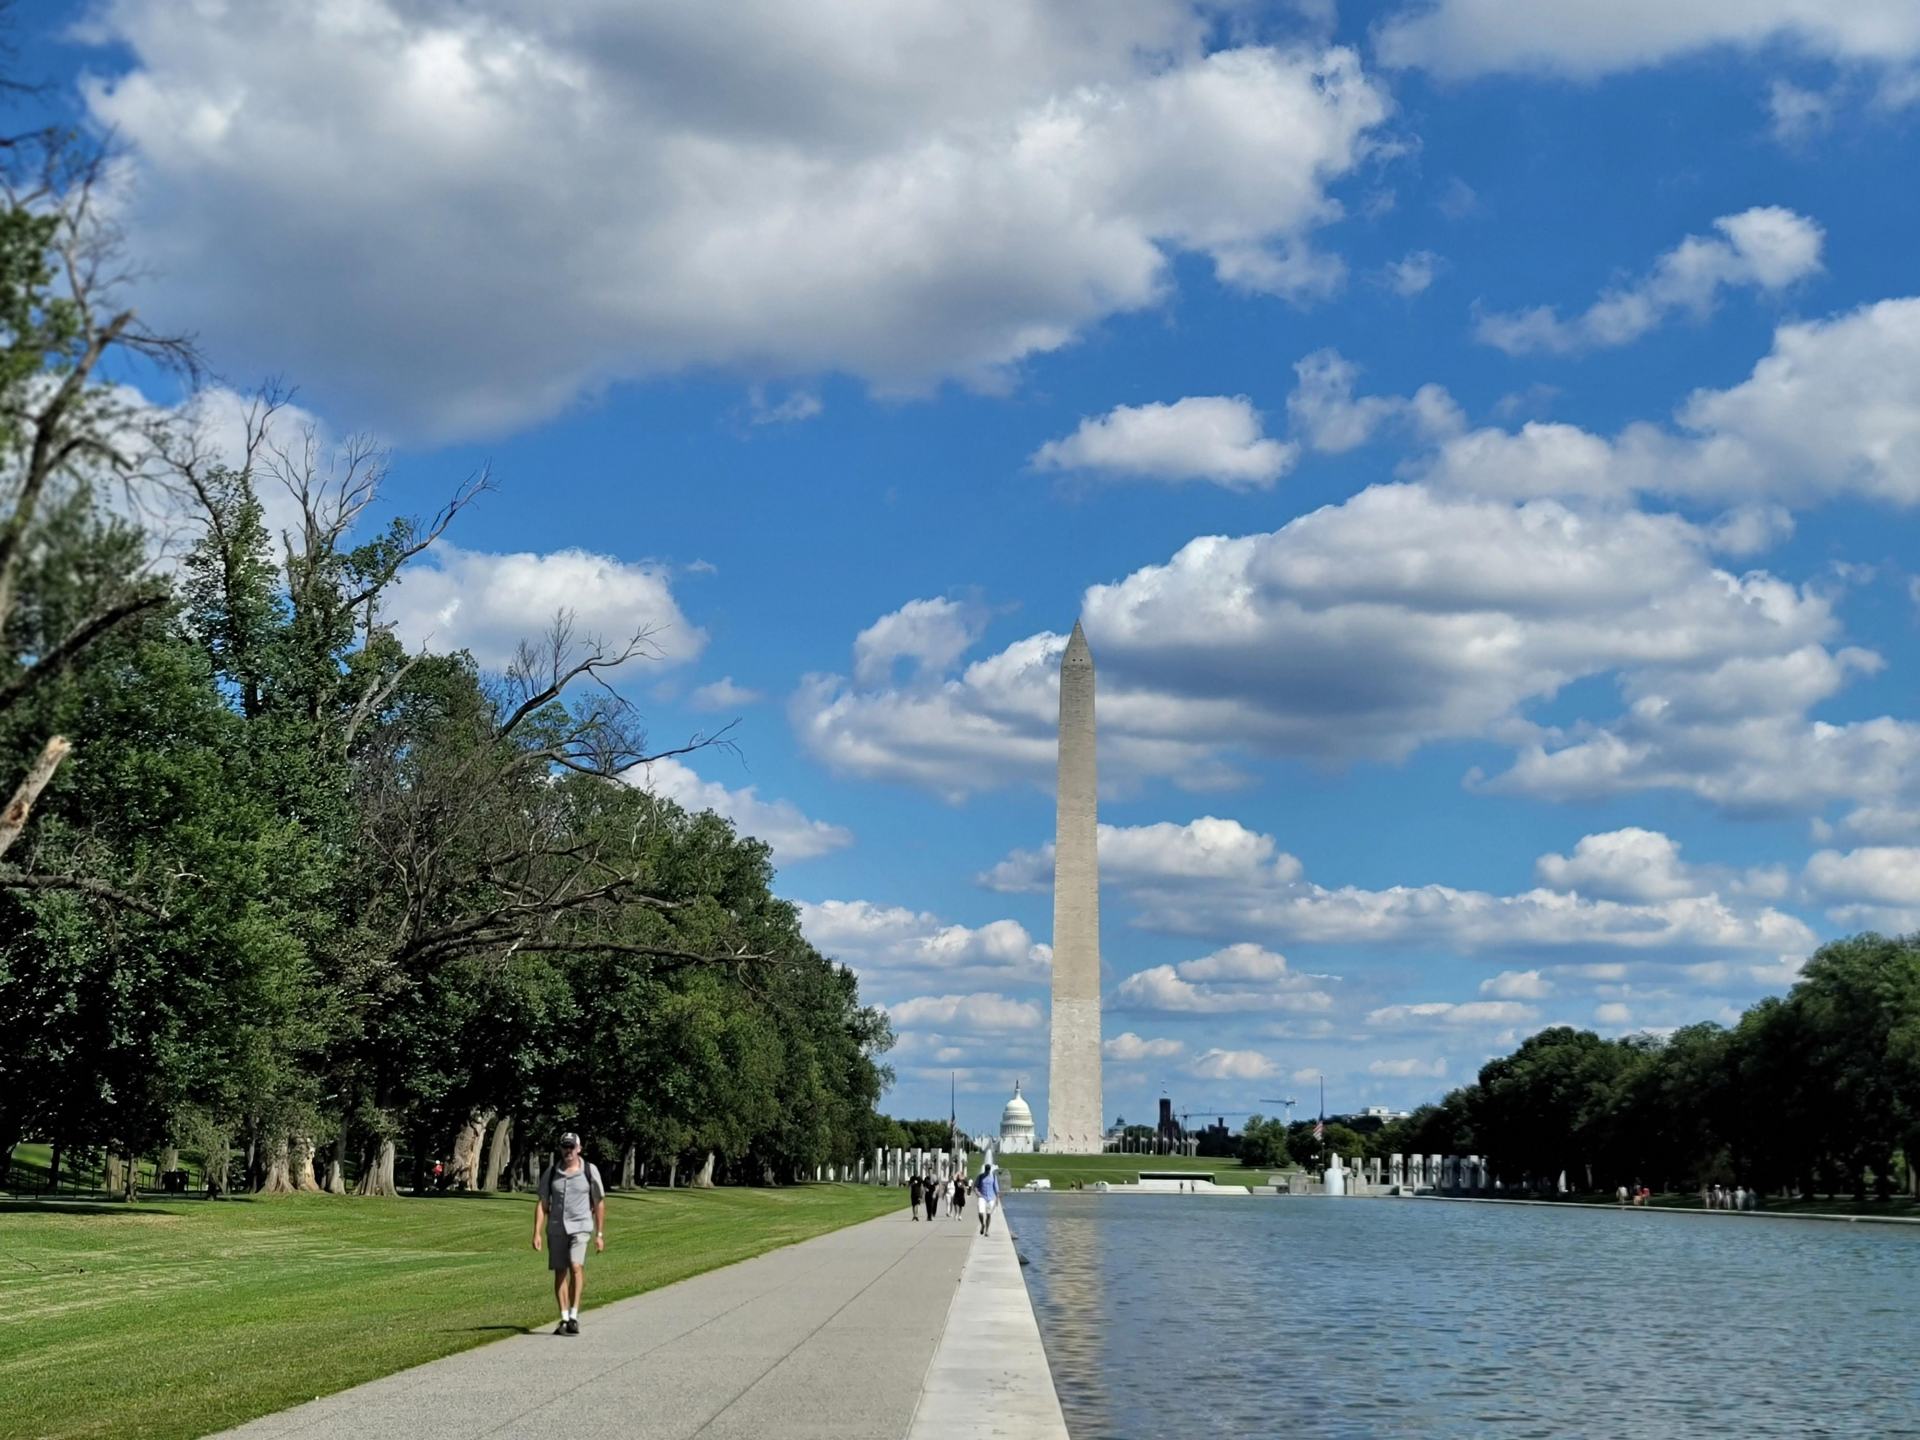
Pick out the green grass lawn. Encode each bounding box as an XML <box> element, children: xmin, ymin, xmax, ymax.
<box><xmin>0</xmin><ymin>1184</ymin><xmax>900</xmax><ymax>1440</ymax></box>
<box><xmin>986</xmin><ymin>1150</ymin><xmax>1263</xmax><ymax>1192</ymax></box>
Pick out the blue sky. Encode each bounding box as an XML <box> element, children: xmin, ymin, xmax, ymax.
<box><xmin>20</xmin><ymin>1</ymin><xmax>1920</xmax><ymax>1133</ymax></box>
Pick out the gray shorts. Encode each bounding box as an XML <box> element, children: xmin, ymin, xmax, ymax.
<box><xmin>547</xmin><ymin>1228</ymin><xmax>589</xmax><ymax>1272</ymax></box>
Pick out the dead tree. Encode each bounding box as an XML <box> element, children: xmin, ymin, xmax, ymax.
<box><xmin>0</xmin><ymin>136</ymin><xmax>196</xmax><ymax>862</ymax></box>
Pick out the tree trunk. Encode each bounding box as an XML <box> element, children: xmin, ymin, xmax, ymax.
<box><xmin>158</xmin><ymin>1145</ymin><xmax>178</xmax><ymax>1177</ymax></box>
<box><xmin>291</xmin><ymin>1134</ymin><xmax>323</xmax><ymax>1193</ymax></box>
<box><xmin>105</xmin><ymin>1153</ymin><xmax>124</xmax><ymax>1198</ymax></box>
<box><xmin>47</xmin><ymin>1140</ymin><xmax>61</xmax><ymax>1193</ymax></box>
<box><xmin>355</xmin><ymin>1138</ymin><xmax>399</xmax><ymax>1197</ymax></box>
<box><xmin>619</xmin><ymin>1144</ymin><xmax>636</xmax><ymax>1190</ymax></box>
<box><xmin>483</xmin><ymin>1115</ymin><xmax>513</xmax><ymax>1192</ymax></box>
<box><xmin>667</xmin><ymin>1156</ymin><xmax>679</xmax><ymax>1189</ymax></box>
<box><xmin>448</xmin><ymin>1109</ymin><xmax>493</xmax><ymax>1190</ymax></box>
<box><xmin>691</xmin><ymin>1151</ymin><xmax>716</xmax><ymax>1189</ymax></box>
<box><xmin>203</xmin><ymin>1139</ymin><xmax>229</xmax><ymax>1196</ymax></box>
<box><xmin>325</xmin><ymin>1133</ymin><xmax>348</xmax><ymax>1194</ymax></box>
<box><xmin>125</xmin><ymin>1152</ymin><xmax>139</xmax><ymax>1202</ymax></box>
<box><xmin>259</xmin><ymin>1134</ymin><xmax>295</xmax><ymax>1194</ymax></box>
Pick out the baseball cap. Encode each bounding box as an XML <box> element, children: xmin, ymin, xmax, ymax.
<box><xmin>558</xmin><ymin>1132</ymin><xmax>581</xmax><ymax>1149</ymax></box>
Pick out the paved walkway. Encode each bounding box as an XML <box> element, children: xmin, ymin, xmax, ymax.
<box><xmin>211</xmin><ymin>1198</ymin><xmax>1067</xmax><ymax>1440</ymax></box>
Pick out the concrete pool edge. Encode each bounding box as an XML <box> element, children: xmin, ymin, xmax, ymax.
<box><xmin>906</xmin><ymin>1211</ymin><xmax>1071</xmax><ymax>1440</ymax></box>
<box><xmin>1408</xmin><ymin>1192</ymin><xmax>1920</xmax><ymax>1227</ymax></box>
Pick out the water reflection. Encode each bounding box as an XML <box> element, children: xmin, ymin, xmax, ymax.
<box><xmin>1009</xmin><ymin>1196</ymin><xmax>1920</xmax><ymax>1439</ymax></box>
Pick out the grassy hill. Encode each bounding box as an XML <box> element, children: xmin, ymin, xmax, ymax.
<box><xmin>0</xmin><ymin>1184</ymin><xmax>898</xmax><ymax>1440</ymax></box>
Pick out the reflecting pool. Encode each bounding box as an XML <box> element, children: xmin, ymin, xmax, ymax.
<box><xmin>1010</xmin><ymin>1195</ymin><xmax>1920</xmax><ymax>1438</ymax></box>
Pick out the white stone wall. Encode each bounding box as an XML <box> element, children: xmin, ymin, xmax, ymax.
<box><xmin>1046</xmin><ymin>623</ymin><xmax>1103</xmax><ymax>1153</ymax></box>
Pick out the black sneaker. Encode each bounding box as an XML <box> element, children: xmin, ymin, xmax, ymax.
<box><xmin>565</xmin><ymin>1317</ymin><xmax>580</xmax><ymax>1335</ymax></box>
<box><xmin>554</xmin><ymin>1321</ymin><xmax>569</xmax><ymax>1336</ymax></box>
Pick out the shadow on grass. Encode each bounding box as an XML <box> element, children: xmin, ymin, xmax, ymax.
<box><xmin>442</xmin><ymin>1324</ymin><xmax>528</xmax><ymax>1334</ymax></box>
<box><xmin>0</xmin><ymin>1198</ymin><xmax>229</xmax><ymax>1217</ymax></box>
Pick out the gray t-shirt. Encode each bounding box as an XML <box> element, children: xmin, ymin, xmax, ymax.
<box><xmin>539</xmin><ymin>1161</ymin><xmax>603</xmax><ymax>1235</ymax></box>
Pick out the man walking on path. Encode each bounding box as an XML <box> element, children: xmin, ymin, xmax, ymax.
<box><xmin>533</xmin><ymin>1133</ymin><xmax>605</xmax><ymax>1336</ymax></box>
<box><xmin>976</xmin><ymin>1159</ymin><xmax>1000</xmax><ymax>1236</ymax></box>
<box><xmin>909</xmin><ymin>1172</ymin><xmax>923</xmax><ymax>1220</ymax></box>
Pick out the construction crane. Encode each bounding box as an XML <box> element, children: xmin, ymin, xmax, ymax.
<box><xmin>1259</xmin><ymin>1097</ymin><xmax>1299</xmax><ymax>1127</ymax></box>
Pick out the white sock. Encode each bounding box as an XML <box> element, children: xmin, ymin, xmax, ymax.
<box><xmin>567</xmin><ymin>1307</ymin><xmax>578</xmax><ymax>1320</ymax></box>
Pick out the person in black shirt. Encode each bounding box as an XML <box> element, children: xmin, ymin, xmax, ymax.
<box><xmin>908</xmin><ymin>1173</ymin><xmax>922</xmax><ymax>1220</ymax></box>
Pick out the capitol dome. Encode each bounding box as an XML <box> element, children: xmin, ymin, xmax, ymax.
<box><xmin>999</xmin><ymin>1081</ymin><xmax>1036</xmax><ymax>1153</ymax></box>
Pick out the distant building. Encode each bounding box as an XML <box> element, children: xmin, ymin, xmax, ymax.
<box><xmin>998</xmin><ymin>1080</ymin><xmax>1036</xmax><ymax>1154</ymax></box>
<box><xmin>1358</xmin><ymin>1106</ymin><xmax>1411</xmax><ymax>1123</ymax></box>
<box><xmin>1157</xmin><ymin>1096</ymin><xmax>1186</xmax><ymax>1151</ymax></box>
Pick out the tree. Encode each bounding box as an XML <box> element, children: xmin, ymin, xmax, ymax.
<box><xmin>1238</xmin><ymin>1114</ymin><xmax>1290</xmax><ymax>1169</ymax></box>
<box><xmin>0</xmin><ymin>135</ymin><xmax>194</xmax><ymax>863</ymax></box>
<box><xmin>1786</xmin><ymin>934</ymin><xmax>1920</xmax><ymax>1200</ymax></box>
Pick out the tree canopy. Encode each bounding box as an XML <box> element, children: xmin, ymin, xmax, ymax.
<box><xmin>1361</xmin><ymin>934</ymin><xmax>1920</xmax><ymax>1200</ymax></box>
<box><xmin>0</xmin><ymin>133</ymin><xmax>893</xmax><ymax>1198</ymax></box>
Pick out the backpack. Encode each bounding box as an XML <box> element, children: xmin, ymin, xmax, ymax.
<box><xmin>540</xmin><ymin>1158</ymin><xmax>605</xmax><ymax>1213</ymax></box>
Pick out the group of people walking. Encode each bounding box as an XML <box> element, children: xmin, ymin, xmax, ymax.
<box><xmin>908</xmin><ymin>1161</ymin><xmax>1001</xmax><ymax>1235</ymax></box>
<box><xmin>527</xmin><ymin>1130</ymin><xmax>1009</xmax><ymax>1342</ymax></box>
<box><xmin>1703</xmin><ymin>1183</ymin><xmax>1759</xmax><ymax>1211</ymax></box>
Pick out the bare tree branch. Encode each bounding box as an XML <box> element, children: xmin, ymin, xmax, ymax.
<box><xmin>0</xmin><ymin>866</ymin><xmax>166</xmax><ymax>919</ymax></box>
<box><xmin>342</xmin><ymin>646</ymin><xmax>425</xmax><ymax>749</ymax></box>
<box><xmin>505</xmin><ymin>940</ymin><xmax>779</xmax><ymax>966</ymax></box>
<box><xmin>495</xmin><ymin>612</ymin><xmax>657</xmax><ymax>741</ymax></box>
<box><xmin>0</xmin><ymin>590</ymin><xmax>168</xmax><ymax>715</ymax></box>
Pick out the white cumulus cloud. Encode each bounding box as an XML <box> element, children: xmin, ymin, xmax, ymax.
<box><xmin>1480</xmin><ymin>969</ymin><xmax>1552</xmax><ymax>1000</ymax></box>
<box><xmin>1115</xmin><ymin>945</ymin><xmax>1336</xmax><ymax>1014</ymax></box>
<box><xmin>1534</xmin><ymin>829</ymin><xmax>1696</xmax><ymax>902</ymax></box>
<box><xmin>1369</xmin><ymin>1057</ymin><xmax>1447</xmax><ymax>1078</ymax></box>
<box><xmin>796</xmin><ymin>900</ymin><xmax>1052</xmax><ymax>988</ymax></box>
<box><xmin>1032</xmin><ymin>396</ymin><xmax>1297</xmax><ymax>489</ymax></box>
<box><xmin>81</xmin><ymin>3</ymin><xmax>1392</xmax><ymax>438</ymax></box>
<box><xmin>1475</xmin><ymin>207</ymin><xmax>1823</xmax><ymax>355</ymax></box>
<box><xmin>1375</xmin><ymin>2</ymin><xmax>1920</xmax><ymax>81</ymax></box>
<box><xmin>628</xmin><ymin>757</ymin><xmax>851</xmax><ymax>863</ymax></box>
<box><xmin>1368</xmin><ymin>1000</ymin><xmax>1541</xmax><ymax>1029</ymax></box>
<box><xmin>1105</xmin><ymin>1033</ymin><xmax>1187</xmax><ymax>1062</ymax></box>
<box><xmin>1191</xmin><ymin>1047</ymin><xmax>1278</xmax><ymax>1080</ymax></box>
<box><xmin>1287</xmin><ymin>349</ymin><xmax>1462</xmax><ymax>453</ymax></box>
<box><xmin>887</xmin><ymin>993</ymin><xmax>1044</xmax><ymax>1034</ymax></box>
<box><xmin>689</xmin><ymin>676</ymin><xmax>765</xmax><ymax>711</ymax></box>
<box><xmin>382</xmin><ymin>543</ymin><xmax>705</xmax><ymax>672</ymax></box>
<box><xmin>1430</xmin><ymin>297</ymin><xmax>1920</xmax><ymax>508</ymax></box>
<box><xmin>992</xmin><ymin>818</ymin><xmax>1811</xmax><ymax>957</ymax></box>
<box><xmin>797</xmin><ymin>480</ymin><xmax>1854</xmax><ymax>806</ymax></box>
<box><xmin>853</xmin><ymin>598</ymin><xmax>986</xmax><ymax>687</ymax></box>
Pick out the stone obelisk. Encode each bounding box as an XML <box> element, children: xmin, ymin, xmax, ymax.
<box><xmin>1045</xmin><ymin>620</ymin><xmax>1103</xmax><ymax>1153</ymax></box>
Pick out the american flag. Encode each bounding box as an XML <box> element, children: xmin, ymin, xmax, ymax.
<box><xmin>1313</xmin><ymin>1118</ymin><xmax>1324</xmax><ymax>1141</ymax></box>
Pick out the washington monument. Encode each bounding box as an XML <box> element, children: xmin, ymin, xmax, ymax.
<box><xmin>1045</xmin><ymin>621</ymin><xmax>1103</xmax><ymax>1153</ymax></box>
